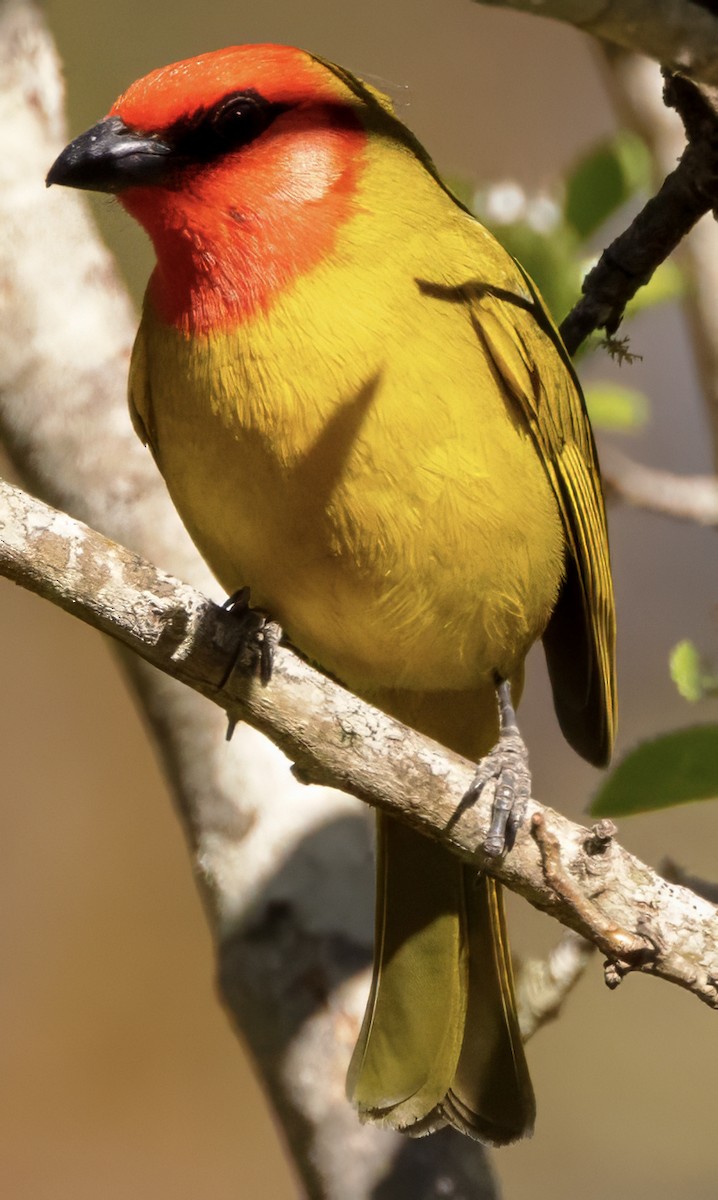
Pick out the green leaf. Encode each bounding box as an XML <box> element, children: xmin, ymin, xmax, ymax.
<box><xmin>564</xmin><ymin>132</ymin><xmax>653</xmax><ymax>240</ymax></box>
<box><xmin>584</xmin><ymin>383</ymin><xmax>649</xmax><ymax>432</ymax></box>
<box><xmin>670</xmin><ymin>640</ymin><xmax>706</xmax><ymax>702</ymax></box>
<box><xmin>590</xmin><ymin>725</ymin><xmax>718</xmax><ymax>817</ymax></box>
<box><xmin>669</xmin><ymin>640</ymin><xmax>718</xmax><ymax>701</ymax></box>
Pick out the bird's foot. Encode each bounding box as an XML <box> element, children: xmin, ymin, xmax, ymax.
<box><xmin>468</xmin><ymin>678</ymin><xmax>532</xmax><ymax>857</ymax></box>
<box><xmin>221</xmin><ymin>586</ymin><xmax>282</xmax><ymax>686</ymax></box>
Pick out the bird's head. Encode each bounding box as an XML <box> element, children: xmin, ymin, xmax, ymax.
<box><xmin>47</xmin><ymin>45</ymin><xmax>400</xmax><ymax>330</ymax></box>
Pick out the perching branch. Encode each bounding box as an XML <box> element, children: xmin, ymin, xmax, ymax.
<box><xmin>472</xmin><ymin>0</ymin><xmax>718</xmax><ymax>91</ymax></box>
<box><xmin>3</xmin><ymin>473</ymin><xmax>718</xmax><ymax>1010</ymax></box>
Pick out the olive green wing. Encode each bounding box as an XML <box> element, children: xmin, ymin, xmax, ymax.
<box><xmin>468</xmin><ymin>275</ymin><xmax>616</xmax><ymax>767</ymax></box>
<box><xmin>127</xmin><ymin>319</ymin><xmax>159</xmax><ymax>457</ymax></box>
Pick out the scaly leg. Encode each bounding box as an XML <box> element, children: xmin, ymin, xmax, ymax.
<box><xmin>470</xmin><ymin>678</ymin><xmax>532</xmax><ymax>857</ymax></box>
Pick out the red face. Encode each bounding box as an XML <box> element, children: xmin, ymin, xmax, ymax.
<box><xmin>49</xmin><ymin>44</ymin><xmax>371</xmax><ymax>333</ymax></box>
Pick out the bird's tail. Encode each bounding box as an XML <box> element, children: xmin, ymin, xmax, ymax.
<box><xmin>347</xmin><ymin>813</ymin><xmax>535</xmax><ymax>1143</ymax></box>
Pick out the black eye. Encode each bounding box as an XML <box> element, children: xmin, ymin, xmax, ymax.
<box><xmin>211</xmin><ymin>93</ymin><xmax>268</xmax><ymax>145</ymax></box>
<box><xmin>169</xmin><ymin>89</ymin><xmax>288</xmax><ymax>162</ymax></box>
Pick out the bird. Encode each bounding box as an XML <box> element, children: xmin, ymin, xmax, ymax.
<box><xmin>47</xmin><ymin>43</ymin><xmax>616</xmax><ymax>1144</ymax></box>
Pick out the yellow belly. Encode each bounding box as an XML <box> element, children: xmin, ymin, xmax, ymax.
<box><xmin>132</xmin><ymin>261</ymin><xmax>565</xmax><ymax>696</ymax></box>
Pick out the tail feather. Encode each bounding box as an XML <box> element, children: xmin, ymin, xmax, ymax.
<box><xmin>347</xmin><ymin>815</ymin><xmax>534</xmax><ymax>1143</ymax></box>
<box><xmin>347</xmin><ymin>814</ymin><xmax>466</xmax><ymax>1126</ymax></box>
<box><xmin>446</xmin><ymin>873</ymin><xmax>535</xmax><ymax>1143</ymax></box>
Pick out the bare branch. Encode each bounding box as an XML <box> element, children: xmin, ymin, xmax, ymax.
<box><xmin>3</xmin><ymin>473</ymin><xmax>718</xmax><ymax>1011</ymax></box>
<box><xmin>560</xmin><ymin>72</ymin><xmax>718</xmax><ymax>355</ymax></box>
<box><xmin>601</xmin><ymin>47</ymin><xmax>718</xmax><ymax>466</ymax></box>
<box><xmin>472</xmin><ymin>0</ymin><xmax>718</xmax><ymax>91</ymax></box>
<box><xmin>600</xmin><ymin>444</ymin><xmax>718</xmax><ymax>526</ymax></box>
<box><xmin>516</xmin><ymin>932</ymin><xmax>595</xmax><ymax>1042</ymax></box>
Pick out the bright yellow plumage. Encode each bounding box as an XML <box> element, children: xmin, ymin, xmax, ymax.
<box><xmin>50</xmin><ymin>44</ymin><xmax>616</xmax><ymax>1144</ymax></box>
<box><xmin>129</xmin><ymin>142</ymin><xmax>567</xmax><ymax>698</ymax></box>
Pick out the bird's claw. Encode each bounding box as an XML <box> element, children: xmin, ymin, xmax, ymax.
<box><xmin>470</xmin><ymin>728</ymin><xmax>532</xmax><ymax>858</ymax></box>
<box><xmin>221</xmin><ymin>586</ymin><xmax>281</xmax><ymax>686</ymax></box>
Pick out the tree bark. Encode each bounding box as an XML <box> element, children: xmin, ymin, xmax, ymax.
<box><xmin>472</xmin><ymin>0</ymin><xmax>718</xmax><ymax>91</ymax></box>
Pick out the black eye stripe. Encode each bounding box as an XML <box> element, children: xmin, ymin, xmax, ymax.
<box><xmin>165</xmin><ymin>89</ymin><xmax>289</xmax><ymax>162</ymax></box>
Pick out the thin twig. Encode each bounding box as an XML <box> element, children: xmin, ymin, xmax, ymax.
<box><xmin>602</xmin><ymin>46</ymin><xmax>718</xmax><ymax>465</ymax></box>
<box><xmin>560</xmin><ymin>73</ymin><xmax>718</xmax><ymax>355</ymax></box>
<box><xmin>600</xmin><ymin>444</ymin><xmax>718</xmax><ymax>526</ymax></box>
<box><xmin>530</xmin><ymin>814</ymin><xmax>650</xmax><ymax>964</ymax></box>
<box><xmin>516</xmin><ymin>932</ymin><xmax>595</xmax><ymax>1042</ymax></box>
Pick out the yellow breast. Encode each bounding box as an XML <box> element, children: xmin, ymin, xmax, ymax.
<box><xmin>130</xmin><ymin>149</ymin><xmax>565</xmax><ymax>695</ymax></box>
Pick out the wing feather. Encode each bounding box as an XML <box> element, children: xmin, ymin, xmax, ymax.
<box><xmin>468</xmin><ymin>277</ymin><xmax>616</xmax><ymax>765</ymax></box>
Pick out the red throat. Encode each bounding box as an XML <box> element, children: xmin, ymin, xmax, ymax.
<box><xmin>112</xmin><ymin>47</ymin><xmax>367</xmax><ymax>335</ymax></box>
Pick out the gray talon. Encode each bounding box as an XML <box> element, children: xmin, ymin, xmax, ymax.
<box><xmin>471</xmin><ymin>680</ymin><xmax>532</xmax><ymax>857</ymax></box>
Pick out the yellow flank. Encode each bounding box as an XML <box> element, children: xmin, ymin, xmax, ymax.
<box><xmin>130</xmin><ymin>138</ymin><xmax>565</xmax><ymax>701</ymax></box>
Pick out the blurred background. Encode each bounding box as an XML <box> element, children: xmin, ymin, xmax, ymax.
<box><xmin>2</xmin><ymin>0</ymin><xmax>717</xmax><ymax>1196</ymax></box>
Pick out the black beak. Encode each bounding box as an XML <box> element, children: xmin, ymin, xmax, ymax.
<box><xmin>46</xmin><ymin>116</ymin><xmax>173</xmax><ymax>193</ymax></box>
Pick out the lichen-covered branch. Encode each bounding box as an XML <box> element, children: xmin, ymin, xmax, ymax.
<box><xmin>3</xmin><ymin>474</ymin><xmax>718</xmax><ymax>1012</ymax></box>
<box><xmin>472</xmin><ymin>0</ymin><xmax>718</xmax><ymax>90</ymax></box>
